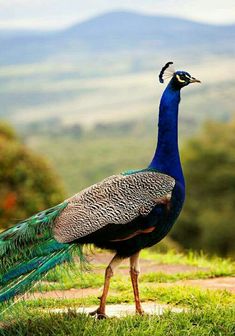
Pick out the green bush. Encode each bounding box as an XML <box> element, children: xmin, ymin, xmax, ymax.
<box><xmin>0</xmin><ymin>122</ymin><xmax>65</xmax><ymax>230</ymax></box>
<box><xmin>171</xmin><ymin>120</ymin><xmax>235</xmax><ymax>256</ymax></box>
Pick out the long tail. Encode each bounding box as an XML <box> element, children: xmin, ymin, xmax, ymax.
<box><xmin>0</xmin><ymin>201</ymin><xmax>83</xmax><ymax>303</ymax></box>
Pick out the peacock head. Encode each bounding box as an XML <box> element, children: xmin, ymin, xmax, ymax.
<box><xmin>159</xmin><ymin>62</ymin><xmax>201</xmax><ymax>89</ymax></box>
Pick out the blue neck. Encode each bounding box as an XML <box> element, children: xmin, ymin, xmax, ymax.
<box><xmin>149</xmin><ymin>82</ymin><xmax>185</xmax><ymax>186</ymax></box>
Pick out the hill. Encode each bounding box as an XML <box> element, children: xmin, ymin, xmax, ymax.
<box><xmin>0</xmin><ymin>11</ymin><xmax>234</xmax><ymax>132</ymax></box>
<box><xmin>0</xmin><ymin>11</ymin><xmax>234</xmax><ymax>65</ymax></box>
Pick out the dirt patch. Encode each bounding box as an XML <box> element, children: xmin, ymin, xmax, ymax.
<box><xmin>48</xmin><ymin>302</ymin><xmax>185</xmax><ymax>317</ymax></box>
<box><xmin>179</xmin><ymin>277</ymin><xmax>235</xmax><ymax>293</ymax></box>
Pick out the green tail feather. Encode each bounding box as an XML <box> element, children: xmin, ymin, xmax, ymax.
<box><xmin>0</xmin><ymin>202</ymin><xmax>68</xmax><ymax>260</ymax></box>
<box><xmin>0</xmin><ymin>201</ymin><xmax>84</xmax><ymax>304</ymax></box>
<box><xmin>0</xmin><ymin>244</ymin><xmax>78</xmax><ymax>303</ymax></box>
<box><xmin>0</xmin><ymin>239</ymin><xmax>73</xmax><ymax>286</ymax></box>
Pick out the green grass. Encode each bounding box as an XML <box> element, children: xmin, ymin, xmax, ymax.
<box><xmin>35</xmin><ymin>265</ymin><xmax>234</xmax><ymax>293</ymax></box>
<box><xmin>0</xmin><ymin>250</ymin><xmax>234</xmax><ymax>335</ymax></box>
<box><xmin>142</xmin><ymin>249</ymin><xmax>234</xmax><ymax>267</ymax></box>
<box><xmin>1</xmin><ymin>284</ymin><xmax>233</xmax><ymax>336</ymax></box>
<box><xmin>29</xmin><ymin>249</ymin><xmax>234</xmax><ymax>293</ymax></box>
<box><xmin>142</xmin><ymin>250</ymin><xmax>235</xmax><ymax>275</ymax></box>
<box><xmin>1</xmin><ymin>306</ymin><xmax>234</xmax><ymax>336</ymax></box>
<box><xmin>22</xmin><ymin>285</ymin><xmax>234</xmax><ymax>310</ymax></box>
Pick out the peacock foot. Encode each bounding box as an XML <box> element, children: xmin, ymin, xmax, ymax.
<box><xmin>136</xmin><ymin>307</ymin><xmax>146</xmax><ymax>316</ymax></box>
<box><xmin>89</xmin><ymin>308</ymin><xmax>108</xmax><ymax>319</ymax></box>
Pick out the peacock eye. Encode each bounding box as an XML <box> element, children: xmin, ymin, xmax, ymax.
<box><xmin>176</xmin><ymin>74</ymin><xmax>185</xmax><ymax>83</ymax></box>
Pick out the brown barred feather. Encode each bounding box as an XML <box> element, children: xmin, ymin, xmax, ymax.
<box><xmin>53</xmin><ymin>172</ymin><xmax>175</xmax><ymax>243</ymax></box>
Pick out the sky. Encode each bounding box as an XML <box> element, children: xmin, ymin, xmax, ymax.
<box><xmin>0</xmin><ymin>0</ymin><xmax>234</xmax><ymax>30</ymax></box>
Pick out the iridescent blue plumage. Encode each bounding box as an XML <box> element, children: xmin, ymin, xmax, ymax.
<box><xmin>149</xmin><ymin>80</ymin><xmax>184</xmax><ymax>187</ymax></box>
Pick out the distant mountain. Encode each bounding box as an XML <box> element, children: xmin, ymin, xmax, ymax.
<box><xmin>0</xmin><ymin>11</ymin><xmax>234</xmax><ymax>65</ymax></box>
<box><xmin>0</xmin><ymin>11</ymin><xmax>234</xmax><ymax>132</ymax></box>
<box><xmin>63</xmin><ymin>11</ymin><xmax>235</xmax><ymax>49</ymax></box>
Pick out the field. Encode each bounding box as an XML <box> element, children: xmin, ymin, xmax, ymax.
<box><xmin>25</xmin><ymin>129</ymin><xmax>153</xmax><ymax>195</ymax></box>
<box><xmin>0</xmin><ymin>248</ymin><xmax>234</xmax><ymax>335</ymax></box>
<box><xmin>1</xmin><ymin>56</ymin><xmax>234</xmax><ymax>132</ymax></box>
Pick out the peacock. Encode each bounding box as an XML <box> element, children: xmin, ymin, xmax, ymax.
<box><xmin>0</xmin><ymin>62</ymin><xmax>200</xmax><ymax>318</ymax></box>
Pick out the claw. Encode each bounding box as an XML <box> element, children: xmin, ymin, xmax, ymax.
<box><xmin>89</xmin><ymin>308</ymin><xmax>108</xmax><ymax>319</ymax></box>
<box><xmin>89</xmin><ymin>309</ymin><xmax>98</xmax><ymax>316</ymax></box>
<box><xmin>97</xmin><ymin>313</ymin><xmax>107</xmax><ymax>319</ymax></box>
<box><xmin>136</xmin><ymin>308</ymin><xmax>145</xmax><ymax>316</ymax></box>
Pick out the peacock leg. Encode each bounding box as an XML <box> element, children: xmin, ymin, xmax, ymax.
<box><xmin>89</xmin><ymin>254</ymin><xmax>122</xmax><ymax>319</ymax></box>
<box><xmin>130</xmin><ymin>251</ymin><xmax>144</xmax><ymax>315</ymax></box>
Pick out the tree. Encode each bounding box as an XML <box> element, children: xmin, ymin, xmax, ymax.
<box><xmin>171</xmin><ymin>120</ymin><xmax>235</xmax><ymax>256</ymax></box>
<box><xmin>0</xmin><ymin>122</ymin><xmax>65</xmax><ymax>230</ymax></box>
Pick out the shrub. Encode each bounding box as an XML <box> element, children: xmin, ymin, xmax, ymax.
<box><xmin>0</xmin><ymin>122</ymin><xmax>65</xmax><ymax>230</ymax></box>
<box><xmin>171</xmin><ymin>120</ymin><xmax>235</xmax><ymax>256</ymax></box>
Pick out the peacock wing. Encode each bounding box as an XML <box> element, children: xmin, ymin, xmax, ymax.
<box><xmin>53</xmin><ymin>171</ymin><xmax>175</xmax><ymax>243</ymax></box>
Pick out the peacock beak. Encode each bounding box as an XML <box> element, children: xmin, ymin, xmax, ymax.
<box><xmin>189</xmin><ymin>77</ymin><xmax>201</xmax><ymax>83</ymax></box>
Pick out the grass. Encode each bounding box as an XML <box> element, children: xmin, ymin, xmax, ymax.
<box><xmin>21</xmin><ymin>285</ymin><xmax>234</xmax><ymax>310</ymax></box>
<box><xmin>28</xmin><ymin>249</ymin><xmax>234</xmax><ymax>293</ymax></box>
<box><xmin>1</xmin><ymin>306</ymin><xmax>234</xmax><ymax>336</ymax></box>
<box><xmin>142</xmin><ymin>249</ymin><xmax>235</xmax><ymax>275</ymax></box>
<box><xmin>1</xmin><ymin>284</ymin><xmax>234</xmax><ymax>335</ymax></box>
<box><xmin>142</xmin><ymin>249</ymin><xmax>233</xmax><ymax>267</ymax></box>
<box><xmin>36</xmin><ymin>268</ymin><xmax>231</xmax><ymax>293</ymax></box>
<box><xmin>0</xmin><ymin>249</ymin><xmax>234</xmax><ymax>335</ymax></box>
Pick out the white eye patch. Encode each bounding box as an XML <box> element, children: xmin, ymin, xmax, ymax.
<box><xmin>176</xmin><ymin>74</ymin><xmax>185</xmax><ymax>83</ymax></box>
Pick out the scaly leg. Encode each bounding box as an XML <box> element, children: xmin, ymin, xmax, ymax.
<box><xmin>130</xmin><ymin>251</ymin><xmax>144</xmax><ymax>315</ymax></box>
<box><xmin>90</xmin><ymin>254</ymin><xmax>122</xmax><ymax>319</ymax></box>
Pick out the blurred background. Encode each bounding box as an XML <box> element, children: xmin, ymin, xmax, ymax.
<box><xmin>0</xmin><ymin>0</ymin><xmax>235</xmax><ymax>256</ymax></box>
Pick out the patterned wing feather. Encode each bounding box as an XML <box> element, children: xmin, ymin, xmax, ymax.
<box><xmin>53</xmin><ymin>171</ymin><xmax>175</xmax><ymax>243</ymax></box>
